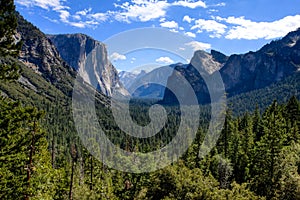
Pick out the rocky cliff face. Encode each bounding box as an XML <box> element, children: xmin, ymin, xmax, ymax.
<box><xmin>48</xmin><ymin>34</ymin><xmax>128</xmax><ymax>96</ymax></box>
<box><xmin>220</xmin><ymin>28</ymin><xmax>300</xmax><ymax>95</ymax></box>
<box><xmin>190</xmin><ymin>50</ymin><xmax>224</xmax><ymax>75</ymax></box>
<box><xmin>15</xmin><ymin>13</ymin><xmax>76</xmax><ymax>96</ymax></box>
<box><xmin>163</xmin><ymin>28</ymin><xmax>300</xmax><ymax>104</ymax></box>
<box><xmin>16</xmin><ymin>13</ymin><xmax>75</xmax><ymax>83</ymax></box>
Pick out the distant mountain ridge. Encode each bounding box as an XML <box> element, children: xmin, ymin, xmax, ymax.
<box><xmin>119</xmin><ymin>70</ymin><xmax>147</xmax><ymax>89</ymax></box>
<box><xmin>163</xmin><ymin>28</ymin><xmax>300</xmax><ymax>104</ymax></box>
<box><xmin>120</xmin><ymin>63</ymin><xmax>185</xmax><ymax>99</ymax></box>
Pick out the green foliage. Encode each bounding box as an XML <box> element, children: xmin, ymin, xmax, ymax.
<box><xmin>273</xmin><ymin>142</ymin><xmax>300</xmax><ymax>200</ymax></box>
<box><xmin>228</xmin><ymin>73</ymin><xmax>300</xmax><ymax>116</ymax></box>
<box><xmin>0</xmin><ymin>101</ymin><xmax>57</xmax><ymax>199</ymax></box>
<box><xmin>144</xmin><ymin>161</ymin><xmax>262</xmax><ymax>200</ymax></box>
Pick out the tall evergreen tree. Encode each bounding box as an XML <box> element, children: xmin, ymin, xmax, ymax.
<box><xmin>250</xmin><ymin>101</ymin><xmax>288</xmax><ymax>199</ymax></box>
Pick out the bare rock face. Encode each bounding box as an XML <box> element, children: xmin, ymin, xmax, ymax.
<box><xmin>48</xmin><ymin>34</ymin><xmax>128</xmax><ymax>96</ymax></box>
<box><xmin>16</xmin><ymin>13</ymin><xmax>75</xmax><ymax>92</ymax></box>
<box><xmin>190</xmin><ymin>50</ymin><xmax>223</xmax><ymax>75</ymax></box>
<box><xmin>17</xmin><ymin>14</ymin><xmax>65</xmax><ymax>74</ymax></box>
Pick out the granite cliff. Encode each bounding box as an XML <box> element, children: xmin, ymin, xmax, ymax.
<box><xmin>48</xmin><ymin>34</ymin><xmax>128</xmax><ymax>96</ymax></box>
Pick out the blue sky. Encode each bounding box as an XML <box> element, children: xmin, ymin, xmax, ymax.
<box><xmin>15</xmin><ymin>0</ymin><xmax>300</xmax><ymax>71</ymax></box>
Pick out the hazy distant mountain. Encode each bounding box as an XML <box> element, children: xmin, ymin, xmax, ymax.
<box><xmin>119</xmin><ymin>70</ymin><xmax>147</xmax><ymax>89</ymax></box>
<box><xmin>120</xmin><ymin>63</ymin><xmax>185</xmax><ymax>99</ymax></box>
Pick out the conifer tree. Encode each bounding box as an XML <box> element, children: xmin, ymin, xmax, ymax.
<box><xmin>251</xmin><ymin>101</ymin><xmax>288</xmax><ymax>198</ymax></box>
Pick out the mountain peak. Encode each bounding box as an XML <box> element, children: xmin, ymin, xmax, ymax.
<box><xmin>190</xmin><ymin>50</ymin><xmax>223</xmax><ymax>74</ymax></box>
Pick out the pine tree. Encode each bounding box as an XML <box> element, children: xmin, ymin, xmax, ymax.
<box><xmin>250</xmin><ymin>101</ymin><xmax>288</xmax><ymax>199</ymax></box>
<box><xmin>218</xmin><ymin>109</ymin><xmax>233</xmax><ymax>158</ymax></box>
<box><xmin>0</xmin><ymin>104</ymin><xmax>57</xmax><ymax>199</ymax></box>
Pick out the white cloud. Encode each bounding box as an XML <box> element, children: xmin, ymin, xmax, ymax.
<box><xmin>208</xmin><ymin>9</ymin><xmax>218</xmax><ymax>13</ymax></box>
<box><xmin>110</xmin><ymin>52</ymin><xmax>127</xmax><ymax>61</ymax></box>
<box><xmin>160</xmin><ymin>20</ymin><xmax>178</xmax><ymax>29</ymax></box>
<box><xmin>185</xmin><ymin>41</ymin><xmax>211</xmax><ymax>51</ymax></box>
<box><xmin>76</xmin><ymin>8</ymin><xmax>92</xmax><ymax>16</ymax></box>
<box><xmin>172</xmin><ymin>0</ymin><xmax>207</xmax><ymax>9</ymax></box>
<box><xmin>155</xmin><ymin>56</ymin><xmax>174</xmax><ymax>64</ymax></box>
<box><xmin>214</xmin><ymin>2</ymin><xmax>226</xmax><ymax>7</ymax></box>
<box><xmin>113</xmin><ymin>0</ymin><xmax>208</xmax><ymax>23</ymax></box>
<box><xmin>67</xmin><ymin>22</ymin><xmax>87</xmax><ymax>28</ymax></box>
<box><xmin>113</xmin><ymin>0</ymin><xmax>169</xmax><ymax>22</ymax></box>
<box><xmin>183</xmin><ymin>15</ymin><xmax>194</xmax><ymax>23</ymax></box>
<box><xmin>169</xmin><ymin>29</ymin><xmax>179</xmax><ymax>33</ymax></box>
<box><xmin>217</xmin><ymin>15</ymin><xmax>300</xmax><ymax>40</ymax></box>
<box><xmin>130</xmin><ymin>57</ymin><xmax>136</xmax><ymax>63</ymax></box>
<box><xmin>88</xmin><ymin>13</ymin><xmax>108</xmax><ymax>22</ymax></box>
<box><xmin>159</xmin><ymin>18</ymin><xmax>166</xmax><ymax>22</ymax></box>
<box><xmin>58</xmin><ymin>10</ymin><xmax>70</xmax><ymax>23</ymax></box>
<box><xmin>191</xmin><ymin>18</ymin><xmax>227</xmax><ymax>38</ymax></box>
<box><xmin>43</xmin><ymin>16</ymin><xmax>59</xmax><ymax>23</ymax></box>
<box><xmin>57</xmin><ymin>10</ymin><xmax>92</xmax><ymax>28</ymax></box>
<box><xmin>72</xmin><ymin>15</ymin><xmax>81</xmax><ymax>20</ymax></box>
<box><xmin>16</xmin><ymin>0</ymin><xmax>107</xmax><ymax>28</ymax></box>
<box><xmin>15</xmin><ymin>0</ymin><xmax>69</xmax><ymax>10</ymax></box>
<box><xmin>184</xmin><ymin>32</ymin><xmax>196</xmax><ymax>38</ymax></box>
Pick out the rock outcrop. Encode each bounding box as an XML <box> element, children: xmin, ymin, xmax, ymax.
<box><xmin>16</xmin><ymin>13</ymin><xmax>76</xmax><ymax>93</ymax></box>
<box><xmin>48</xmin><ymin>34</ymin><xmax>128</xmax><ymax>96</ymax></box>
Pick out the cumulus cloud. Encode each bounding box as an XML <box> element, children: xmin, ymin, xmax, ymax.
<box><xmin>191</xmin><ymin>18</ymin><xmax>227</xmax><ymax>38</ymax></box>
<box><xmin>185</xmin><ymin>41</ymin><xmax>211</xmax><ymax>51</ymax></box>
<box><xmin>183</xmin><ymin>15</ymin><xmax>194</xmax><ymax>23</ymax></box>
<box><xmin>15</xmin><ymin>0</ymin><xmax>69</xmax><ymax>10</ymax></box>
<box><xmin>155</xmin><ymin>56</ymin><xmax>174</xmax><ymax>64</ymax></box>
<box><xmin>113</xmin><ymin>0</ymin><xmax>169</xmax><ymax>22</ymax></box>
<box><xmin>169</xmin><ymin>29</ymin><xmax>179</xmax><ymax>33</ymax></box>
<box><xmin>110</xmin><ymin>52</ymin><xmax>127</xmax><ymax>61</ymax></box>
<box><xmin>88</xmin><ymin>13</ymin><xmax>108</xmax><ymax>22</ymax></box>
<box><xmin>160</xmin><ymin>20</ymin><xmax>179</xmax><ymax>29</ymax></box>
<box><xmin>15</xmin><ymin>0</ymin><xmax>107</xmax><ymax>28</ymax></box>
<box><xmin>113</xmin><ymin>0</ymin><xmax>208</xmax><ymax>23</ymax></box>
<box><xmin>217</xmin><ymin>15</ymin><xmax>300</xmax><ymax>40</ymax></box>
<box><xmin>76</xmin><ymin>8</ymin><xmax>92</xmax><ymax>16</ymax></box>
<box><xmin>184</xmin><ymin>32</ymin><xmax>196</xmax><ymax>38</ymax></box>
<box><xmin>172</xmin><ymin>0</ymin><xmax>207</xmax><ymax>9</ymax></box>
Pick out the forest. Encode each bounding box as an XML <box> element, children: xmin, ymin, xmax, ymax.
<box><xmin>0</xmin><ymin>1</ymin><xmax>300</xmax><ymax>199</ymax></box>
